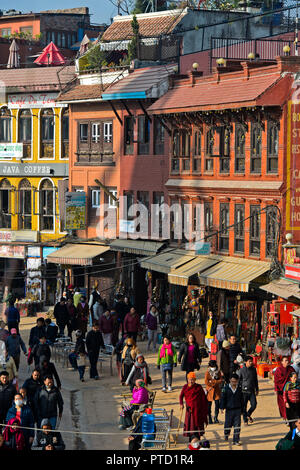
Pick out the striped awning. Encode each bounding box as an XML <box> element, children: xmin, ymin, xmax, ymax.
<box><xmin>199</xmin><ymin>258</ymin><xmax>270</xmax><ymax>292</ymax></box>
<box><xmin>46</xmin><ymin>243</ymin><xmax>110</xmax><ymax>266</ymax></box>
<box><xmin>168</xmin><ymin>256</ymin><xmax>219</xmax><ymax>286</ymax></box>
<box><xmin>110</xmin><ymin>239</ymin><xmax>165</xmax><ymax>256</ymax></box>
<box><xmin>140</xmin><ymin>249</ymin><xmax>197</xmax><ymax>274</ymax></box>
<box><xmin>260</xmin><ymin>278</ymin><xmax>300</xmax><ymax>301</ymax></box>
<box><xmin>291</xmin><ymin>308</ymin><xmax>300</xmax><ymax>318</ymax></box>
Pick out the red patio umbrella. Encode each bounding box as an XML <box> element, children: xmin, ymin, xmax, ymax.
<box><xmin>34</xmin><ymin>41</ymin><xmax>66</xmax><ymax>66</ymax></box>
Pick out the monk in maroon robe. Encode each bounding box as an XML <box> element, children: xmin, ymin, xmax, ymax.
<box><xmin>274</xmin><ymin>356</ymin><xmax>294</xmax><ymax>420</ymax></box>
<box><xmin>179</xmin><ymin>372</ymin><xmax>208</xmax><ymax>441</ymax></box>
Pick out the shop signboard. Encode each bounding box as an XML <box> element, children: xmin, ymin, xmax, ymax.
<box><xmin>195</xmin><ymin>242</ymin><xmax>211</xmax><ymax>255</ymax></box>
<box><xmin>119</xmin><ymin>219</ymin><xmax>135</xmax><ymax>234</ymax></box>
<box><xmin>42</xmin><ymin>246</ymin><xmax>59</xmax><ymax>260</ymax></box>
<box><xmin>27</xmin><ymin>246</ymin><xmax>41</xmax><ymax>258</ymax></box>
<box><xmin>284</xmin><ymin>246</ymin><xmax>300</xmax><ymax>280</ymax></box>
<box><xmin>0</xmin><ymin>143</ymin><xmax>23</xmax><ymax>160</ymax></box>
<box><xmin>0</xmin><ymin>245</ymin><xmax>25</xmax><ymax>259</ymax></box>
<box><xmin>65</xmin><ymin>192</ymin><xmax>86</xmax><ymax>230</ymax></box>
<box><xmin>0</xmin><ymin>231</ymin><xmax>12</xmax><ymax>242</ymax></box>
<box><xmin>7</xmin><ymin>92</ymin><xmax>66</xmax><ymax>109</ymax></box>
<box><xmin>287</xmin><ymin>93</ymin><xmax>300</xmax><ymax>240</ymax></box>
<box><xmin>0</xmin><ymin>162</ymin><xmax>68</xmax><ymax>177</ymax></box>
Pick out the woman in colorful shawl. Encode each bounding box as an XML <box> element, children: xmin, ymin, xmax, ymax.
<box><xmin>274</xmin><ymin>356</ymin><xmax>295</xmax><ymax>420</ymax></box>
<box><xmin>2</xmin><ymin>418</ymin><xmax>26</xmax><ymax>450</ymax></box>
<box><xmin>179</xmin><ymin>372</ymin><xmax>208</xmax><ymax>442</ymax></box>
<box><xmin>157</xmin><ymin>335</ymin><xmax>177</xmax><ymax>392</ymax></box>
<box><xmin>283</xmin><ymin>371</ymin><xmax>300</xmax><ymax>431</ymax></box>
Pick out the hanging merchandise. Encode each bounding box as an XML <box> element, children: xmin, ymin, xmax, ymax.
<box><xmin>236</xmin><ymin>300</ymin><xmax>257</xmax><ymax>353</ymax></box>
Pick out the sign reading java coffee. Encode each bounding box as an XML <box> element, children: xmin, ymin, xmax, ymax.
<box><xmin>0</xmin><ymin>162</ymin><xmax>68</xmax><ymax>177</ymax></box>
<box><xmin>287</xmin><ymin>98</ymin><xmax>300</xmax><ymax>235</ymax></box>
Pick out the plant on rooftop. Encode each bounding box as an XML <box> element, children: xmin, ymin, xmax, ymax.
<box><xmin>128</xmin><ymin>14</ymin><xmax>140</xmax><ymax>61</ymax></box>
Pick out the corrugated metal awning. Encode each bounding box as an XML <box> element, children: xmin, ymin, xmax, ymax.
<box><xmin>291</xmin><ymin>308</ymin><xmax>300</xmax><ymax>317</ymax></box>
<box><xmin>199</xmin><ymin>258</ymin><xmax>270</xmax><ymax>292</ymax></box>
<box><xmin>140</xmin><ymin>249</ymin><xmax>196</xmax><ymax>274</ymax></box>
<box><xmin>260</xmin><ymin>278</ymin><xmax>300</xmax><ymax>301</ymax></box>
<box><xmin>110</xmin><ymin>239</ymin><xmax>165</xmax><ymax>256</ymax></box>
<box><xmin>168</xmin><ymin>256</ymin><xmax>219</xmax><ymax>286</ymax></box>
<box><xmin>46</xmin><ymin>243</ymin><xmax>110</xmax><ymax>266</ymax></box>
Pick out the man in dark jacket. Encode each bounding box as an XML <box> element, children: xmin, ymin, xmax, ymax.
<box><xmin>38</xmin><ymin>358</ymin><xmax>61</xmax><ymax>389</ymax></box>
<box><xmin>229</xmin><ymin>335</ymin><xmax>244</xmax><ymax>375</ymax></box>
<box><xmin>220</xmin><ymin>373</ymin><xmax>244</xmax><ymax>446</ymax></box>
<box><xmin>30</xmin><ymin>336</ymin><xmax>51</xmax><ymax>368</ymax></box>
<box><xmin>4</xmin><ymin>300</ymin><xmax>20</xmax><ymax>333</ymax></box>
<box><xmin>85</xmin><ymin>322</ymin><xmax>104</xmax><ymax>380</ymax></box>
<box><xmin>5</xmin><ymin>329</ymin><xmax>27</xmax><ymax>371</ymax></box>
<box><xmin>0</xmin><ymin>370</ymin><xmax>16</xmax><ymax>424</ymax></box>
<box><xmin>32</xmin><ymin>418</ymin><xmax>65</xmax><ymax>450</ymax></box>
<box><xmin>216</xmin><ymin>340</ymin><xmax>231</xmax><ymax>383</ymax></box>
<box><xmin>29</xmin><ymin>318</ymin><xmax>46</xmax><ymax>348</ymax></box>
<box><xmin>237</xmin><ymin>355</ymin><xmax>259</xmax><ymax>425</ymax></box>
<box><xmin>44</xmin><ymin>318</ymin><xmax>58</xmax><ymax>345</ymax></box>
<box><xmin>22</xmin><ymin>369</ymin><xmax>43</xmax><ymax>421</ymax></box>
<box><xmin>53</xmin><ymin>297</ymin><xmax>69</xmax><ymax>336</ymax></box>
<box><xmin>34</xmin><ymin>375</ymin><xmax>63</xmax><ymax>429</ymax></box>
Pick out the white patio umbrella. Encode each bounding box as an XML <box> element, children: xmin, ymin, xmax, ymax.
<box><xmin>7</xmin><ymin>39</ymin><xmax>20</xmax><ymax>68</ymax></box>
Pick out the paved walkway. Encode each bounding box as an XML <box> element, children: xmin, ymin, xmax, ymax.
<box><xmin>17</xmin><ymin>317</ymin><xmax>288</xmax><ymax>450</ymax></box>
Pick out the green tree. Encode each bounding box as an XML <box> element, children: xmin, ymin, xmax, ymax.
<box><xmin>128</xmin><ymin>14</ymin><xmax>140</xmax><ymax>61</ymax></box>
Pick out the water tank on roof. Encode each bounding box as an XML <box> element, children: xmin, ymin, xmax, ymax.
<box><xmin>3</xmin><ymin>9</ymin><xmax>22</xmax><ymax>16</ymax></box>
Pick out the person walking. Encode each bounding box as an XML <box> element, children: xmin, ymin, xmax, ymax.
<box><xmin>39</xmin><ymin>357</ymin><xmax>61</xmax><ymax>390</ymax></box>
<box><xmin>73</xmin><ymin>288</ymin><xmax>82</xmax><ymax>308</ymax></box>
<box><xmin>85</xmin><ymin>322</ymin><xmax>104</xmax><ymax>380</ymax></box>
<box><xmin>228</xmin><ymin>335</ymin><xmax>244</xmax><ymax>376</ymax></box>
<box><xmin>66</xmin><ymin>298</ymin><xmax>77</xmax><ymax>340</ymax></box>
<box><xmin>145</xmin><ymin>305</ymin><xmax>159</xmax><ymax>353</ymax></box>
<box><xmin>34</xmin><ymin>375</ymin><xmax>64</xmax><ymax>429</ymax></box>
<box><xmin>179</xmin><ymin>372</ymin><xmax>208</xmax><ymax>441</ymax></box>
<box><xmin>0</xmin><ymin>370</ymin><xmax>16</xmax><ymax>424</ymax></box>
<box><xmin>204</xmin><ymin>311</ymin><xmax>218</xmax><ymax>353</ymax></box>
<box><xmin>22</xmin><ymin>369</ymin><xmax>43</xmax><ymax>421</ymax></box>
<box><xmin>237</xmin><ymin>355</ymin><xmax>259</xmax><ymax>425</ymax></box>
<box><xmin>76</xmin><ymin>295</ymin><xmax>89</xmax><ymax>337</ymax></box>
<box><xmin>114</xmin><ymin>295</ymin><xmax>130</xmax><ymax>337</ymax></box>
<box><xmin>88</xmin><ymin>281</ymin><xmax>101</xmax><ymax>326</ymax></box>
<box><xmin>2</xmin><ymin>418</ymin><xmax>26</xmax><ymax>450</ymax></box>
<box><xmin>216</xmin><ymin>340</ymin><xmax>231</xmax><ymax>384</ymax></box>
<box><xmin>274</xmin><ymin>356</ymin><xmax>295</xmax><ymax>422</ymax></box>
<box><xmin>0</xmin><ymin>321</ymin><xmax>9</xmax><ymax>343</ymax></box>
<box><xmin>283</xmin><ymin>371</ymin><xmax>300</xmax><ymax>431</ymax></box>
<box><xmin>220</xmin><ymin>373</ymin><xmax>244</xmax><ymax>446</ymax></box>
<box><xmin>216</xmin><ymin>320</ymin><xmax>227</xmax><ymax>350</ymax></box>
<box><xmin>31</xmin><ymin>418</ymin><xmax>65</xmax><ymax>450</ymax></box>
<box><xmin>124</xmin><ymin>308</ymin><xmax>141</xmax><ymax>343</ymax></box>
<box><xmin>204</xmin><ymin>360</ymin><xmax>223</xmax><ymax>424</ymax></box>
<box><xmin>53</xmin><ymin>297</ymin><xmax>69</xmax><ymax>337</ymax></box>
<box><xmin>110</xmin><ymin>309</ymin><xmax>120</xmax><ymax>346</ymax></box>
<box><xmin>157</xmin><ymin>335</ymin><xmax>177</xmax><ymax>392</ymax></box>
<box><xmin>99</xmin><ymin>310</ymin><xmax>114</xmax><ymax>345</ymax></box>
<box><xmin>68</xmin><ymin>330</ymin><xmax>87</xmax><ymax>382</ymax></box>
<box><xmin>178</xmin><ymin>333</ymin><xmax>202</xmax><ymax>380</ymax></box>
<box><xmin>44</xmin><ymin>318</ymin><xmax>58</xmax><ymax>345</ymax></box>
<box><xmin>4</xmin><ymin>299</ymin><xmax>20</xmax><ymax>334</ymax></box>
<box><xmin>5</xmin><ymin>329</ymin><xmax>27</xmax><ymax>371</ymax></box>
<box><xmin>1</xmin><ymin>350</ymin><xmax>17</xmax><ymax>385</ymax></box>
<box><xmin>121</xmin><ymin>338</ymin><xmax>141</xmax><ymax>385</ymax></box>
<box><xmin>29</xmin><ymin>335</ymin><xmax>51</xmax><ymax>368</ymax></box>
<box><xmin>6</xmin><ymin>392</ymin><xmax>35</xmax><ymax>449</ymax></box>
<box><xmin>125</xmin><ymin>354</ymin><xmax>151</xmax><ymax>391</ymax></box>
<box><xmin>28</xmin><ymin>318</ymin><xmax>46</xmax><ymax>349</ymax></box>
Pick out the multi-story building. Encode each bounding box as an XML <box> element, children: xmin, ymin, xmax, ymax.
<box><xmin>0</xmin><ymin>65</ymin><xmax>75</xmax><ymax>304</ymax></box>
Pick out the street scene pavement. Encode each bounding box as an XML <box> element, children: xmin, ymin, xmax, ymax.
<box><xmin>15</xmin><ymin>316</ymin><xmax>288</xmax><ymax>451</ymax></box>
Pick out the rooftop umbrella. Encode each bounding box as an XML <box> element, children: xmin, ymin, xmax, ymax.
<box><xmin>34</xmin><ymin>41</ymin><xmax>66</xmax><ymax>66</ymax></box>
<box><xmin>7</xmin><ymin>39</ymin><xmax>20</xmax><ymax>69</ymax></box>
<box><xmin>79</xmin><ymin>34</ymin><xmax>90</xmax><ymax>56</ymax></box>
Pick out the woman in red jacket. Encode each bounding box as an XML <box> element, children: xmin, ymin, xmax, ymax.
<box><xmin>124</xmin><ymin>308</ymin><xmax>141</xmax><ymax>343</ymax></box>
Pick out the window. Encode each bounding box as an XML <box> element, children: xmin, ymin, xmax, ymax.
<box><xmin>41</xmin><ymin>109</ymin><xmax>54</xmax><ymax>158</ymax></box>
<box><xmin>235</xmin><ymin>125</ymin><xmax>246</xmax><ymax>173</ymax></box>
<box><xmin>103</xmin><ymin>122</ymin><xmax>113</xmax><ymax>143</ymax></box>
<box><xmin>153</xmin><ymin>191</ymin><xmax>164</xmax><ymax>238</ymax></box>
<box><xmin>250</xmin><ymin>124</ymin><xmax>262</xmax><ymax>173</ymax></box>
<box><xmin>40</xmin><ymin>179</ymin><xmax>55</xmax><ymax>231</ymax></box>
<box><xmin>0</xmin><ymin>179</ymin><xmax>11</xmax><ymax>228</ymax></box>
<box><xmin>18</xmin><ymin>179</ymin><xmax>32</xmax><ymax>230</ymax></box>
<box><xmin>204</xmin><ymin>202</ymin><xmax>213</xmax><ymax>234</ymax></box>
<box><xmin>92</xmin><ymin>123</ymin><xmax>101</xmax><ymax>143</ymax></box>
<box><xmin>205</xmin><ymin>128</ymin><xmax>214</xmax><ymax>172</ymax></box>
<box><xmin>124</xmin><ymin>116</ymin><xmax>134</xmax><ymax>155</ymax></box>
<box><xmin>137</xmin><ymin>191</ymin><xmax>149</xmax><ymax>211</ymax></box>
<box><xmin>172</xmin><ymin>129</ymin><xmax>191</xmax><ymax>173</ymax></box>
<box><xmin>250</xmin><ymin>205</ymin><xmax>260</xmax><ymax>256</ymax></box>
<box><xmin>0</xmin><ymin>107</ymin><xmax>11</xmax><ymax>143</ymax></box>
<box><xmin>138</xmin><ymin>115</ymin><xmax>150</xmax><ymax>155</ymax></box>
<box><xmin>91</xmin><ymin>189</ymin><xmax>101</xmax><ymax>208</ymax></box>
<box><xmin>61</xmin><ymin>33</ymin><xmax>66</xmax><ymax>48</ymax></box>
<box><xmin>105</xmin><ymin>188</ymin><xmax>118</xmax><ymax>208</ymax></box>
<box><xmin>234</xmin><ymin>204</ymin><xmax>244</xmax><ymax>253</ymax></box>
<box><xmin>219</xmin><ymin>203</ymin><xmax>229</xmax><ymax>251</ymax></box>
<box><xmin>61</xmin><ymin>109</ymin><xmax>69</xmax><ymax>158</ymax></box>
<box><xmin>267</xmin><ymin>122</ymin><xmax>279</xmax><ymax>173</ymax></box>
<box><xmin>124</xmin><ymin>190</ymin><xmax>134</xmax><ymax>220</ymax></box>
<box><xmin>0</xmin><ymin>28</ymin><xmax>11</xmax><ymax>37</ymax></box>
<box><xmin>20</xmin><ymin>26</ymin><xmax>33</xmax><ymax>35</ymax></box>
<box><xmin>79</xmin><ymin>123</ymin><xmax>88</xmax><ymax>143</ymax></box>
<box><xmin>154</xmin><ymin>117</ymin><xmax>165</xmax><ymax>155</ymax></box>
<box><xmin>266</xmin><ymin>206</ymin><xmax>277</xmax><ymax>258</ymax></box>
<box><xmin>18</xmin><ymin>109</ymin><xmax>32</xmax><ymax>159</ymax></box>
<box><xmin>193</xmin><ymin>129</ymin><xmax>201</xmax><ymax>173</ymax></box>
<box><xmin>219</xmin><ymin>127</ymin><xmax>230</xmax><ymax>174</ymax></box>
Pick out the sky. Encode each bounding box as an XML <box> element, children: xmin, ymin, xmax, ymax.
<box><xmin>0</xmin><ymin>0</ymin><xmax>120</xmax><ymax>25</ymax></box>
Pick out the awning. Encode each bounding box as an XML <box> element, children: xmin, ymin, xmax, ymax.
<box><xmin>110</xmin><ymin>239</ymin><xmax>165</xmax><ymax>256</ymax></box>
<box><xmin>291</xmin><ymin>308</ymin><xmax>300</xmax><ymax>318</ymax></box>
<box><xmin>199</xmin><ymin>258</ymin><xmax>270</xmax><ymax>292</ymax></box>
<box><xmin>140</xmin><ymin>249</ymin><xmax>197</xmax><ymax>274</ymax></box>
<box><xmin>260</xmin><ymin>278</ymin><xmax>300</xmax><ymax>302</ymax></box>
<box><xmin>168</xmin><ymin>256</ymin><xmax>219</xmax><ymax>286</ymax></box>
<box><xmin>46</xmin><ymin>243</ymin><xmax>110</xmax><ymax>266</ymax></box>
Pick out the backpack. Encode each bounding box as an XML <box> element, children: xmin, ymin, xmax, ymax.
<box><xmin>276</xmin><ymin>429</ymin><xmax>296</xmax><ymax>450</ymax></box>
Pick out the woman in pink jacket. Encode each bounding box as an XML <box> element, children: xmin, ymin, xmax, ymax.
<box><xmin>119</xmin><ymin>379</ymin><xmax>149</xmax><ymax>430</ymax></box>
<box><xmin>130</xmin><ymin>379</ymin><xmax>149</xmax><ymax>405</ymax></box>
